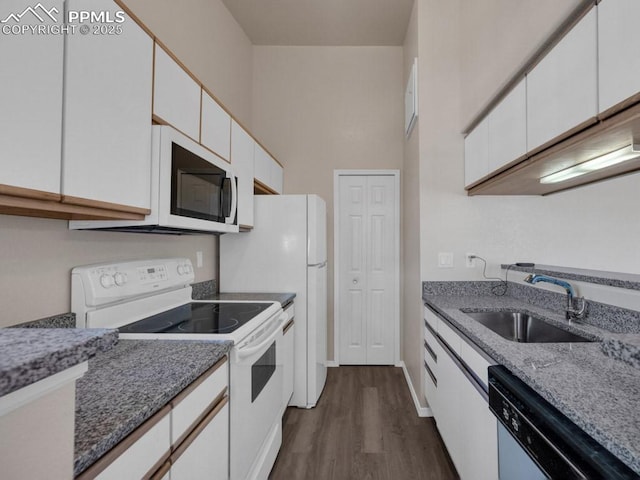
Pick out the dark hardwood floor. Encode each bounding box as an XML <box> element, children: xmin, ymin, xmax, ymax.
<box><xmin>270</xmin><ymin>366</ymin><xmax>459</xmax><ymax>480</ymax></box>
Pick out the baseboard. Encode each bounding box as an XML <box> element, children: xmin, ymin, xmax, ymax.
<box><xmin>399</xmin><ymin>361</ymin><xmax>432</xmax><ymax>417</ymax></box>
<box><xmin>326</xmin><ymin>360</ymin><xmax>339</xmax><ymax>367</ymax></box>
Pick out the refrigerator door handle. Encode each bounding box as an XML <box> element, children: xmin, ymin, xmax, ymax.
<box><xmin>308</xmin><ymin>261</ymin><xmax>327</xmax><ymax>268</ymax></box>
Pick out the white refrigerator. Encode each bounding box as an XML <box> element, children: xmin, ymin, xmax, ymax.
<box><xmin>220</xmin><ymin>194</ymin><xmax>328</xmax><ymax>408</ymax></box>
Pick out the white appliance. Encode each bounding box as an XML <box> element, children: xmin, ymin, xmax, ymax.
<box><xmin>70</xmin><ymin>125</ymin><xmax>238</xmax><ymax>234</ymax></box>
<box><xmin>220</xmin><ymin>194</ymin><xmax>328</xmax><ymax>408</ymax></box>
<box><xmin>71</xmin><ymin>257</ymin><xmax>286</xmax><ymax>480</ymax></box>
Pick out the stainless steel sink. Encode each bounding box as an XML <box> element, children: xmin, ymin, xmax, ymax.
<box><xmin>464</xmin><ymin>311</ymin><xmax>594</xmax><ymax>343</ymax></box>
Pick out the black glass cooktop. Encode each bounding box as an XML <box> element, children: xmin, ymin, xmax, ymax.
<box><xmin>119</xmin><ymin>302</ymin><xmax>273</xmax><ymax>335</ymax></box>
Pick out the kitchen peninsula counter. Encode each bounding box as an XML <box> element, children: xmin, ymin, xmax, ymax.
<box><xmin>74</xmin><ymin>339</ymin><xmax>232</xmax><ymax>476</ymax></box>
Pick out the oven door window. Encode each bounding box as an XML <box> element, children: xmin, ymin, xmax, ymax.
<box><xmin>251</xmin><ymin>341</ymin><xmax>276</xmax><ymax>402</ymax></box>
<box><xmin>171</xmin><ymin>142</ymin><xmax>227</xmax><ymax>222</ymax></box>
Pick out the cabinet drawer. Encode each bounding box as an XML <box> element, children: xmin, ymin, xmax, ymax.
<box><xmin>460</xmin><ymin>340</ymin><xmax>495</xmax><ymax>389</ymax></box>
<box><xmin>170</xmin><ymin>400</ymin><xmax>229</xmax><ymax>480</ymax></box>
<box><xmin>170</xmin><ymin>358</ymin><xmax>228</xmax><ymax>445</ymax></box>
<box><xmin>423</xmin><ymin>306</ymin><xmax>439</xmax><ymax>332</ymax></box>
<box><xmin>423</xmin><ymin>365</ymin><xmax>437</xmax><ymax>415</ymax></box>
<box><xmin>95</xmin><ymin>413</ymin><xmax>170</xmax><ymax>480</ymax></box>
<box><xmin>437</xmin><ymin>318</ymin><xmax>462</xmax><ymax>355</ymax></box>
<box><xmin>423</xmin><ymin>329</ymin><xmax>438</xmax><ymax>373</ymax></box>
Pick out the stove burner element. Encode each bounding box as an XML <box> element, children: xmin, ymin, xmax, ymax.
<box><xmin>119</xmin><ymin>302</ymin><xmax>274</xmax><ymax>335</ymax></box>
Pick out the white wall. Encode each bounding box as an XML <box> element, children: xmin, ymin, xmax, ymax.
<box><xmin>0</xmin><ymin>216</ymin><xmax>217</xmax><ymax>327</ymax></box>
<box><xmin>251</xmin><ymin>46</ymin><xmax>404</xmax><ymax>360</ymax></box>
<box><xmin>401</xmin><ymin>0</ymin><xmax>424</xmax><ymax>406</ymax></box>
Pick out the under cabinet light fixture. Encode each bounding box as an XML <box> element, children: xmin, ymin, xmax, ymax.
<box><xmin>540</xmin><ymin>143</ymin><xmax>640</xmax><ymax>184</ymax></box>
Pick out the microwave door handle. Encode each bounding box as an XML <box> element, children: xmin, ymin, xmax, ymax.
<box><xmin>224</xmin><ymin>173</ymin><xmax>237</xmax><ymax>224</ymax></box>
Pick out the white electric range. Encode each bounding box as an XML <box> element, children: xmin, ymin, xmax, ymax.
<box><xmin>71</xmin><ymin>257</ymin><xmax>287</xmax><ymax>480</ymax></box>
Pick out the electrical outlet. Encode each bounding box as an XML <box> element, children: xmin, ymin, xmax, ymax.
<box><xmin>196</xmin><ymin>251</ymin><xmax>203</xmax><ymax>268</ymax></box>
<box><xmin>466</xmin><ymin>253</ymin><xmax>476</xmax><ymax>268</ymax></box>
<box><xmin>438</xmin><ymin>252</ymin><xmax>454</xmax><ymax>268</ymax></box>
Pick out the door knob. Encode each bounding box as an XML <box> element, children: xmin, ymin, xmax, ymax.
<box><xmin>353</xmin><ymin>279</ymin><xmax>358</xmax><ymax>284</ymax></box>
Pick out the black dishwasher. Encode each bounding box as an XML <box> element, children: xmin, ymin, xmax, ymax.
<box><xmin>488</xmin><ymin>365</ymin><xmax>639</xmax><ymax>480</ymax></box>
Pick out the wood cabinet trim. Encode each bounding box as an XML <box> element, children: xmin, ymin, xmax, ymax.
<box><xmin>170</xmin><ymin>395</ymin><xmax>229</xmax><ymax>463</ymax></box>
<box><xmin>113</xmin><ymin>0</ymin><xmax>154</xmax><ymax>38</ymax></box>
<box><xmin>148</xmin><ymin>460</ymin><xmax>171</xmax><ymax>480</ymax></box>
<box><xmin>75</xmin><ymin>405</ymin><xmax>172</xmax><ymax>480</ymax></box>
<box><xmin>468</xmin><ymin>102</ymin><xmax>640</xmax><ymax>196</ymax></box>
<box><xmin>0</xmin><ymin>194</ymin><xmax>146</xmax><ymax>221</ymax></box>
<box><xmin>0</xmin><ymin>184</ymin><xmax>61</xmax><ymax>202</ymax></box>
<box><xmin>60</xmin><ymin>195</ymin><xmax>151</xmax><ymax>216</ymax></box>
<box><xmin>283</xmin><ymin>319</ymin><xmax>295</xmax><ymax>334</ymax></box>
<box><xmin>171</xmin><ymin>391</ymin><xmax>227</xmax><ymax>454</ymax></box>
<box><xmin>254</xmin><ymin>179</ymin><xmax>278</xmax><ymax>195</ymax></box>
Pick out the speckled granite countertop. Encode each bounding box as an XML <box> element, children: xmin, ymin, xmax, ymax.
<box><xmin>0</xmin><ymin>328</ymin><xmax>118</xmax><ymax>397</ymax></box>
<box><xmin>74</xmin><ymin>339</ymin><xmax>232</xmax><ymax>476</ymax></box>
<box><xmin>201</xmin><ymin>292</ymin><xmax>296</xmax><ymax>307</ymax></box>
<box><xmin>423</xmin><ymin>293</ymin><xmax>640</xmax><ymax>475</ymax></box>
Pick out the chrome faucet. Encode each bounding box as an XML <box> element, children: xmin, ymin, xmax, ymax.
<box><xmin>524</xmin><ymin>274</ymin><xmax>587</xmax><ymax>321</ymax></box>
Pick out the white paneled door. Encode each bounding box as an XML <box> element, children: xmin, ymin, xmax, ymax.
<box><xmin>336</xmin><ymin>172</ymin><xmax>399</xmax><ymax>365</ymax></box>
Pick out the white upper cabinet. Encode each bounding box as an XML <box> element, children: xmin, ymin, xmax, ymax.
<box><xmin>153</xmin><ymin>44</ymin><xmax>201</xmax><ymax>142</ymax></box>
<box><xmin>527</xmin><ymin>9</ymin><xmax>597</xmax><ymax>151</ymax></box>
<box><xmin>598</xmin><ymin>0</ymin><xmax>640</xmax><ymax>114</ymax></box>
<box><xmin>201</xmin><ymin>91</ymin><xmax>231</xmax><ymax>161</ymax></box>
<box><xmin>254</xmin><ymin>143</ymin><xmax>283</xmax><ymax>194</ymax></box>
<box><xmin>464</xmin><ymin>117</ymin><xmax>489</xmax><ymax>187</ymax></box>
<box><xmin>488</xmin><ymin>79</ymin><xmax>527</xmax><ymax>172</ymax></box>
<box><xmin>231</xmin><ymin>121</ymin><xmax>255</xmax><ymax>227</ymax></box>
<box><xmin>63</xmin><ymin>0</ymin><xmax>153</xmax><ymax>210</ymax></box>
<box><xmin>271</xmin><ymin>161</ymin><xmax>284</xmax><ymax>194</ymax></box>
<box><xmin>0</xmin><ymin>0</ymin><xmax>64</xmax><ymax>196</ymax></box>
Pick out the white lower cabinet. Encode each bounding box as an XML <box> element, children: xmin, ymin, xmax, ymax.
<box><xmin>169</xmin><ymin>400</ymin><xmax>229</xmax><ymax>480</ymax></box>
<box><xmin>424</xmin><ymin>308</ymin><xmax>498</xmax><ymax>480</ymax></box>
<box><xmin>96</xmin><ymin>414</ymin><xmax>171</xmax><ymax>480</ymax></box>
<box><xmin>80</xmin><ymin>358</ymin><xmax>229</xmax><ymax>480</ymax></box>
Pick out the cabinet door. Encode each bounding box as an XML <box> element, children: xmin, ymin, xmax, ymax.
<box><xmin>464</xmin><ymin>117</ymin><xmax>489</xmax><ymax>187</ymax></box>
<box><xmin>153</xmin><ymin>44</ymin><xmax>201</xmax><ymax>141</ymax></box>
<box><xmin>0</xmin><ymin>0</ymin><xmax>64</xmax><ymax>196</ymax></box>
<box><xmin>254</xmin><ymin>144</ymin><xmax>271</xmax><ymax>188</ymax></box>
<box><xmin>488</xmin><ymin>79</ymin><xmax>527</xmax><ymax>172</ymax></box>
<box><xmin>231</xmin><ymin>120</ymin><xmax>255</xmax><ymax>227</ymax></box>
<box><xmin>527</xmin><ymin>9</ymin><xmax>597</xmax><ymax>151</ymax></box>
<box><xmin>271</xmin><ymin>161</ymin><xmax>284</xmax><ymax>194</ymax></box>
<box><xmin>201</xmin><ymin>91</ymin><xmax>231</xmax><ymax>161</ymax></box>
<box><xmin>598</xmin><ymin>0</ymin><xmax>640</xmax><ymax>113</ymax></box>
<box><xmin>458</xmin><ymin>375</ymin><xmax>498</xmax><ymax>480</ymax></box>
<box><xmin>435</xmin><ymin>342</ymin><xmax>463</xmax><ymax>474</ymax></box>
<box><xmin>170</xmin><ymin>401</ymin><xmax>229</xmax><ymax>480</ymax></box>
<box><xmin>63</xmin><ymin>0</ymin><xmax>152</xmax><ymax>210</ymax></box>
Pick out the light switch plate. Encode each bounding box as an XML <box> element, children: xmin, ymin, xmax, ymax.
<box><xmin>438</xmin><ymin>252</ymin><xmax>454</xmax><ymax>268</ymax></box>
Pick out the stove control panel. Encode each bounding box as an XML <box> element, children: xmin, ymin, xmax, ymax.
<box><xmin>72</xmin><ymin>258</ymin><xmax>195</xmax><ymax>309</ymax></box>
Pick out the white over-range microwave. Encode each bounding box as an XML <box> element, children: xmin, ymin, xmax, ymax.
<box><xmin>70</xmin><ymin>125</ymin><xmax>238</xmax><ymax>234</ymax></box>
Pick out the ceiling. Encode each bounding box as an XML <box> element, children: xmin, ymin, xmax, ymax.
<box><xmin>221</xmin><ymin>0</ymin><xmax>415</xmax><ymax>46</ymax></box>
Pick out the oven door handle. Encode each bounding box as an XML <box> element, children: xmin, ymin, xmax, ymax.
<box><xmin>236</xmin><ymin>312</ymin><xmax>287</xmax><ymax>359</ymax></box>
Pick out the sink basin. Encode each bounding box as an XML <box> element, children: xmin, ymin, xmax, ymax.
<box><xmin>464</xmin><ymin>311</ymin><xmax>593</xmax><ymax>343</ymax></box>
